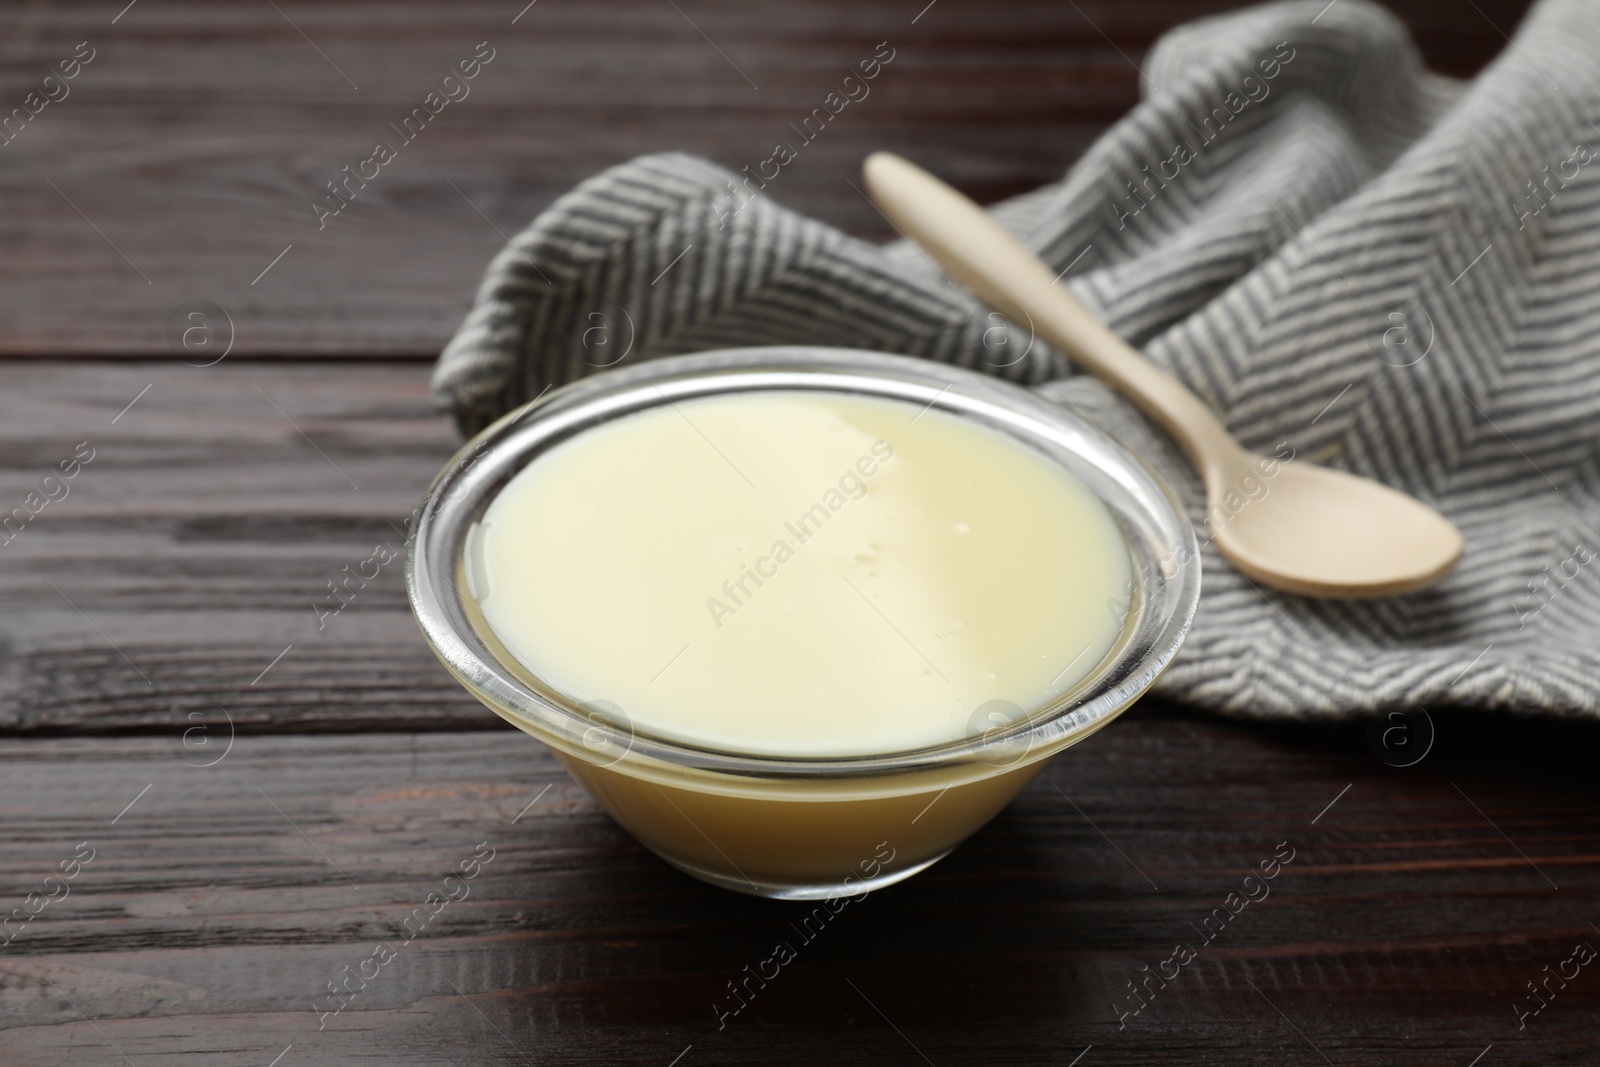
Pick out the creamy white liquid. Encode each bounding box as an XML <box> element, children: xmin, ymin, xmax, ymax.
<box><xmin>469</xmin><ymin>391</ymin><xmax>1130</xmax><ymax>757</ymax></box>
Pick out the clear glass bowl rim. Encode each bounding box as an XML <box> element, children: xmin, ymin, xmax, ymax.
<box><xmin>406</xmin><ymin>346</ymin><xmax>1201</xmax><ymax>785</ymax></box>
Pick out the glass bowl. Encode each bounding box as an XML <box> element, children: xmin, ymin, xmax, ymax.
<box><xmin>407</xmin><ymin>347</ymin><xmax>1200</xmax><ymax>899</ymax></box>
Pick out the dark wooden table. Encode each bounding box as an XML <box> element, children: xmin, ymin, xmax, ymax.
<box><xmin>6</xmin><ymin>2</ymin><xmax>1596</xmax><ymax>1065</ymax></box>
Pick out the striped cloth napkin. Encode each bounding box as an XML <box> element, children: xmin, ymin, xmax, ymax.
<box><xmin>433</xmin><ymin>0</ymin><xmax>1600</xmax><ymax>720</ymax></box>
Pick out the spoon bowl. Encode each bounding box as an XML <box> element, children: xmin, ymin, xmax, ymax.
<box><xmin>863</xmin><ymin>151</ymin><xmax>1465</xmax><ymax>599</ymax></box>
<box><xmin>1208</xmin><ymin>452</ymin><xmax>1463</xmax><ymax>597</ymax></box>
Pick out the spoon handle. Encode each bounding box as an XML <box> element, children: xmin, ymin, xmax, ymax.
<box><xmin>863</xmin><ymin>152</ymin><xmax>1241</xmax><ymax>477</ymax></box>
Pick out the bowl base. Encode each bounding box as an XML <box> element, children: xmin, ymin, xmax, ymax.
<box><xmin>659</xmin><ymin>850</ymin><xmax>953</xmax><ymax>900</ymax></box>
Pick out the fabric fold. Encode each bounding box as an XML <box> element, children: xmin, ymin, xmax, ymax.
<box><xmin>434</xmin><ymin>0</ymin><xmax>1600</xmax><ymax>720</ymax></box>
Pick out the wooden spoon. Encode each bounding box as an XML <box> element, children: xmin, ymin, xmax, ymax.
<box><xmin>863</xmin><ymin>151</ymin><xmax>1463</xmax><ymax>598</ymax></box>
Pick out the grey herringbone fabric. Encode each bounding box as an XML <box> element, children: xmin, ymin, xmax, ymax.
<box><xmin>433</xmin><ymin>0</ymin><xmax>1600</xmax><ymax>719</ymax></box>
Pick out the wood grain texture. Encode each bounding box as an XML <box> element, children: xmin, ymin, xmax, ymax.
<box><xmin>0</xmin><ymin>361</ymin><xmax>470</xmax><ymax>733</ymax></box>
<box><xmin>0</xmin><ymin>0</ymin><xmax>1534</xmax><ymax>358</ymax></box>
<box><xmin>0</xmin><ymin>719</ymin><xmax>1596</xmax><ymax>1066</ymax></box>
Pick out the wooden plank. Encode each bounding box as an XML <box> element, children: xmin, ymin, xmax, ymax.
<box><xmin>0</xmin><ymin>0</ymin><xmax>1532</xmax><ymax>358</ymax></box>
<box><xmin>0</xmin><ymin>721</ymin><xmax>1595</xmax><ymax>1064</ymax></box>
<box><xmin>0</xmin><ymin>356</ymin><xmax>1233</xmax><ymax>737</ymax></box>
<box><xmin>0</xmin><ymin>360</ymin><xmax>470</xmax><ymax>732</ymax></box>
